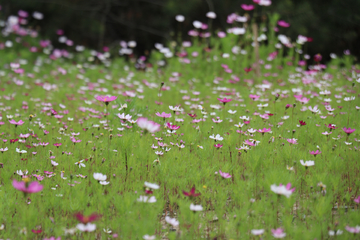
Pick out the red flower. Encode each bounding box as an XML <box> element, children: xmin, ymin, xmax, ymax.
<box><xmin>74</xmin><ymin>212</ymin><xmax>101</xmax><ymax>224</ymax></box>
<box><xmin>10</xmin><ymin>139</ymin><xmax>19</xmax><ymax>143</ymax></box>
<box><xmin>183</xmin><ymin>187</ymin><xmax>201</xmax><ymax>197</ymax></box>
<box><xmin>299</xmin><ymin>120</ymin><xmax>306</xmax><ymax>126</ymax></box>
<box><xmin>31</xmin><ymin>229</ymin><xmax>42</xmax><ymax>234</ymax></box>
<box><xmin>244</xmin><ymin>67</ymin><xmax>252</xmax><ymax>73</ymax></box>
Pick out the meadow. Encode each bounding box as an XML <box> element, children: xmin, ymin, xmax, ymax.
<box><xmin>0</xmin><ymin>6</ymin><xmax>360</xmax><ymax>240</ymax></box>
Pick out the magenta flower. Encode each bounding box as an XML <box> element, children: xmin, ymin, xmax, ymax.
<box><xmin>258</xmin><ymin>128</ymin><xmax>271</xmax><ymax>134</ymax></box>
<box><xmin>217</xmin><ymin>98</ymin><xmax>232</xmax><ymax>105</ymax></box>
<box><xmin>183</xmin><ymin>187</ymin><xmax>201</xmax><ymax>197</ymax></box>
<box><xmin>75</xmin><ymin>212</ymin><xmax>101</xmax><ymax>224</ymax></box>
<box><xmin>325</xmin><ymin>124</ymin><xmax>338</xmax><ymax>129</ymax></box>
<box><xmin>241</xmin><ymin>4</ymin><xmax>254</xmax><ymax>10</ymax></box>
<box><xmin>309</xmin><ymin>150</ymin><xmax>321</xmax><ymax>155</ymax></box>
<box><xmin>277</xmin><ymin>20</ymin><xmax>290</xmax><ymax>27</ymax></box>
<box><xmin>9</xmin><ymin>119</ymin><xmax>24</xmax><ymax>126</ymax></box>
<box><xmin>95</xmin><ymin>95</ymin><xmax>117</xmax><ymax>105</ymax></box>
<box><xmin>12</xmin><ymin>179</ymin><xmax>43</xmax><ymax>194</ymax></box>
<box><xmin>219</xmin><ymin>170</ymin><xmax>231</xmax><ymax>179</ymax></box>
<box><xmin>155</xmin><ymin>112</ymin><xmax>171</xmax><ymax>119</ymax></box>
<box><xmin>354</xmin><ymin>196</ymin><xmax>360</xmax><ymax>204</ymax></box>
<box><xmin>137</xmin><ymin>117</ymin><xmax>160</xmax><ymax>133</ymax></box>
<box><xmin>244</xmin><ymin>140</ymin><xmax>256</xmax><ymax>146</ymax></box>
<box><xmin>166</xmin><ymin>122</ymin><xmax>181</xmax><ymax>130</ymax></box>
<box><xmin>214</xmin><ymin>144</ymin><xmax>223</xmax><ymax>148</ymax></box>
<box><xmin>271</xmin><ymin>228</ymin><xmax>286</xmax><ymax>238</ymax></box>
<box><xmin>342</xmin><ymin>127</ymin><xmax>355</xmax><ymax>135</ymax></box>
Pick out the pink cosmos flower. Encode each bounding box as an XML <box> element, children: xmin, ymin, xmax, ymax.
<box><xmin>214</xmin><ymin>144</ymin><xmax>223</xmax><ymax>148</ymax></box>
<box><xmin>272</xmin><ymin>228</ymin><xmax>286</xmax><ymax>238</ymax></box>
<box><xmin>354</xmin><ymin>196</ymin><xmax>360</xmax><ymax>204</ymax></box>
<box><xmin>9</xmin><ymin>119</ymin><xmax>24</xmax><ymax>126</ymax></box>
<box><xmin>219</xmin><ymin>170</ymin><xmax>231</xmax><ymax>179</ymax></box>
<box><xmin>241</xmin><ymin>4</ymin><xmax>254</xmax><ymax>10</ymax></box>
<box><xmin>309</xmin><ymin>150</ymin><xmax>321</xmax><ymax>155</ymax></box>
<box><xmin>345</xmin><ymin>226</ymin><xmax>360</xmax><ymax>234</ymax></box>
<box><xmin>244</xmin><ymin>140</ymin><xmax>256</xmax><ymax>146</ymax></box>
<box><xmin>95</xmin><ymin>96</ymin><xmax>117</xmax><ymax>105</ymax></box>
<box><xmin>342</xmin><ymin>127</ymin><xmax>355</xmax><ymax>135</ymax></box>
<box><xmin>43</xmin><ymin>237</ymin><xmax>61</xmax><ymax>240</ymax></box>
<box><xmin>12</xmin><ymin>179</ymin><xmax>43</xmax><ymax>193</ymax></box>
<box><xmin>249</xmin><ymin>94</ymin><xmax>260</xmax><ymax>100</ymax></box>
<box><xmin>258</xmin><ymin>128</ymin><xmax>271</xmax><ymax>134</ymax></box>
<box><xmin>166</xmin><ymin>122</ymin><xmax>180</xmax><ymax>130</ymax></box>
<box><xmin>277</xmin><ymin>20</ymin><xmax>290</xmax><ymax>27</ymax></box>
<box><xmin>217</xmin><ymin>98</ymin><xmax>232</xmax><ymax>105</ymax></box>
<box><xmin>155</xmin><ymin>112</ymin><xmax>171</xmax><ymax>119</ymax></box>
<box><xmin>287</xmin><ymin>138</ymin><xmax>298</xmax><ymax>144</ymax></box>
<box><xmin>137</xmin><ymin>118</ymin><xmax>160</xmax><ymax>133</ymax></box>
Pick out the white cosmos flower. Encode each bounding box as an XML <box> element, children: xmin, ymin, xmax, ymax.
<box><xmin>270</xmin><ymin>184</ymin><xmax>293</xmax><ymax>198</ymax></box>
<box><xmin>328</xmin><ymin>230</ymin><xmax>343</xmax><ymax>236</ymax></box>
<box><xmin>300</xmin><ymin>160</ymin><xmax>315</xmax><ymax>167</ymax></box>
<box><xmin>251</xmin><ymin>229</ymin><xmax>265</xmax><ymax>235</ymax></box>
<box><xmin>99</xmin><ymin>181</ymin><xmax>110</xmax><ymax>185</ymax></box>
<box><xmin>228</xmin><ymin>110</ymin><xmax>237</xmax><ymax>114</ymax></box>
<box><xmin>209</xmin><ymin>134</ymin><xmax>223</xmax><ymax>141</ymax></box>
<box><xmin>190</xmin><ymin>203</ymin><xmax>203</xmax><ymax>211</ymax></box>
<box><xmin>137</xmin><ymin>195</ymin><xmax>157</xmax><ymax>203</ymax></box>
<box><xmin>93</xmin><ymin>172</ymin><xmax>107</xmax><ymax>181</ymax></box>
<box><xmin>76</xmin><ymin>223</ymin><xmax>96</xmax><ymax>232</ymax></box>
<box><xmin>75</xmin><ymin>160</ymin><xmax>86</xmax><ymax>168</ymax></box>
<box><xmin>165</xmin><ymin>216</ymin><xmax>179</xmax><ymax>227</ymax></box>
<box><xmin>143</xmin><ymin>235</ymin><xmax>156</xmax><ymax>240</ymax></box>
<box><xmin>144</xmin><ymin>182</ymin><xmax>159</xmax><ymax>189</ymax></box>
<box><xmin>16</xmin><ymin>148</ymin><xmax>27</xmax><ymax>154</ymax></box>
<box><xmin>239</xmin><ymin>116</ymin><xmax>250</xmax><ymax>121</ymax></box>
<box><xmin>16</xmin><ymin>170</ymin><xmax>28</xmax><ymax>176</ymax></box>
<box><xmin>103</xmin><ymin>228</ymin><xmax>112</xmax><ymax>233</ymax></box>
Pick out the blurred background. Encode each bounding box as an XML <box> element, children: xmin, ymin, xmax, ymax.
<box><xmin>0</xmin><ymin>0</ymin><xmax>359</xmax><ymax>62</ymax></box>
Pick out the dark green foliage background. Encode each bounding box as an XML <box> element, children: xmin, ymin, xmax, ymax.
<box><xmin>1</xmin><ymin>0</ymin><xmax>359</xmax><ymax>61</ymax></box>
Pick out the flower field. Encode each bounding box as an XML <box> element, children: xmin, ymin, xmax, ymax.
<box><xmin>0</xmin><ymin>5</ymin><xmax>360</xmax><ymax>240</ymax></box>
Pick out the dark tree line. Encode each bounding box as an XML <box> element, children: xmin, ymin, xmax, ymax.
<box><xmin>0</xmin><ymin>0</ymin><xmax>359</xmax><ymax>61</ymax></box>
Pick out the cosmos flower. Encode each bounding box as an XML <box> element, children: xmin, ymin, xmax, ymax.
<box><xmin>95</xmin><ymin>95</ymin><xmax>117</xmax><ymax>104</ymax></box>
<box><xmin>9</xmin><ymin>119</ymin><xmax>24</xmax><ymax>126</ymax></box>
<box><xmin>12</xmin><ymin>179</ymin><xmax>43</xmax><ymax>194</ymax></box>
<box><xmin>287</xmin><ymin>138</ymin><xmax>298</xmax><ymax>144</ymax></box>
<box><xmin>209</xmin><ymin>134</ymin><xmax>223</xmax><ymax>141</ymax></box>
<box><xmin>272</xmin><ymin>228</ymin><xmax>286</xmax><ymax>238</ymax></box>
<box><xmin>219</xmin><ymin>170</ymin><xmax>231</xmax><ymax>179</ymax></box>
<box><xmin>137</xmin><ymin>118</ymin><xmax>160</xmax><ymax>133</ymax></box>
<box><xmin>76</xmin><ymin>223</ymin><xmax>96</xmax><ymax>232</ymax></box>
<box><xmin>75</xmin><ymin>160</ymin><xmax>86</xmax><ymax>168</ymax></box>
<box><xmin>345</xmin><ymin>226</ymin><xmax>360</xmax><ymax>234</ymax></box>
<box><xmin>183</xmin><ymin>187</ymin><xmax>201</xmax><ymax>197</ymax></box>
<box><xmin>342</xmin><ymin>127</ymin><xmax>355</xmax><ymax>135</ymax></box>
<box><xmin>270</xmin><ymin>183</ymin><xmax>295</xmax><ymax>198</ymax></box>
<box><xmin>190</xmin><ymin>203</ymin><xmax>203</xmax><ymax>211</ymax></box>
<box><xmin>300</xmin><ymin>160</ymin><xmax>315</xmax><ymax>167</ymax></box>
<box><xmin>93</xmin><ymin>173</ymin><xmax>107</xmax><ymax>181</ymax></box>
<box><xmin>251</xmin><ymin>229</ymin><xmax>265</xmax><ymax>235</ymax></box>
<box><xmin>165</xmin><ymin>216</ymin><xmax>179</xmax><ymax>227</ymax></box>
